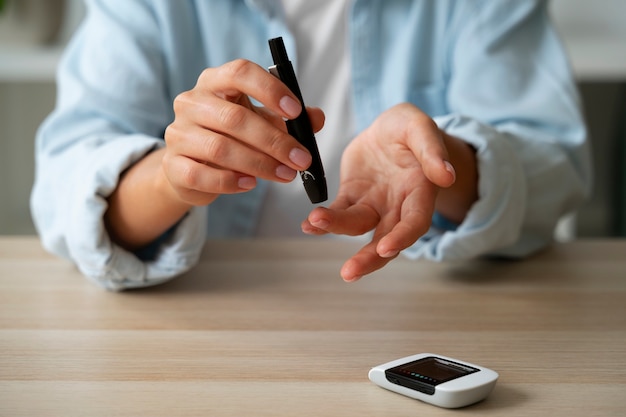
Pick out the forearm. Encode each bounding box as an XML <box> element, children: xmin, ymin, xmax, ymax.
<box><xmin>435</xmin><ymin>132</ymin><xmax>479</xmax><ymax>224</ymax></box>
<box><xmin>104</xmin><ymin>148</ymin><xmax>193</xmax><ymax>251</ymax></box>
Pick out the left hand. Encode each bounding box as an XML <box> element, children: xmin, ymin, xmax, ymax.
<box><xmin>302</xmin><ymin>103</ymin><xmax>458</xmax><ymax>281</ymax></box>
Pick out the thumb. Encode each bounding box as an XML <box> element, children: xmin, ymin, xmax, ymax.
<box><xmin>424</xmin><ymin>158</ymin><xmax>457</xmax><ymax>189</ymax></box>
<box><xmin>408</xmin><ymin>122</ymin><xmax>456</xmax><ymax>189</ymax></box>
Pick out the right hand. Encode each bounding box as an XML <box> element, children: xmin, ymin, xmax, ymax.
<box><xmin>162</xmin><ymin>58</ymin><xmax>325</xmax><ymax>207</ymax></box>
<box><xmin>105</xmin><ymin>59</ymin><xmax>324</xmax><ymax>250</ymax></box>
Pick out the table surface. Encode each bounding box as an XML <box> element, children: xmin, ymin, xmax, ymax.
<box><xmin>0</xmin><ymin>237</ymin><xmax>625</xmax><ymax>416</ymax></box>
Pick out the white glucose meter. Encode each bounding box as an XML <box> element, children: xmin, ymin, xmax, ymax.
<box><xmin>369</xmin><ymin>353</ymin><xmax>498</xmax><ymax>408</ymax></box>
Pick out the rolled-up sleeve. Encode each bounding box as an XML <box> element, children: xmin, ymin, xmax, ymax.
<box><xmin>30</xmin><ymin>0</ymin><xmax>207</xmax><ymax>290</ymax></box>
<box><xmin>404</xmin><ymin>0</ymin><xmax>591</xmax><ymax>261</ymax></box>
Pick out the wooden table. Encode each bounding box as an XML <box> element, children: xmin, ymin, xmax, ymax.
<box><xmin>1</xmin><ymin>237</ymin><xmax>625</xmax><ymax>416</ymax></box>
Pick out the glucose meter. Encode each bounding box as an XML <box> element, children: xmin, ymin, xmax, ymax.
<box><xmin>368</xmin><ymin>353</ymin><xmax>498</xmax><ymax>408</ymax></box>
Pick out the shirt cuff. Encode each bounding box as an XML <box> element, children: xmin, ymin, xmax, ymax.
<box><xmin>64</xmin><ymin>135</ymin><xmax>207</xmax><ymax>290</ymax></box>
<box><xmin>403</xmin><ymin>114</ymin><xmax>529</xmax><ymax>261</ymax></box>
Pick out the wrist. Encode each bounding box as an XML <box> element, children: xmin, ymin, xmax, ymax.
<box><xmin>105</xmin><ymin>148</ymin><xmax>192</xmax><ymax>250</ymax></box>
<box><xmin>154</xmin><ymin>153</ymin><xmax>194</xmax><ymax>214</ymax></box>
<box><xmin>435</xmin><ymin>132</ymin><xmax>478</xmax><ymax>224</ymax></box>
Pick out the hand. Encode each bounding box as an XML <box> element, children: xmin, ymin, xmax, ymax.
<box><xmin>106</xmin><ymin>59</ymin><xmax>325</xmax><ymax>250</ymax></box>
<box><xmin>163</xmin><ymin>58</ymin><xmax>325</xmax><ymax>207</ymax></box>
<box><xmin>302</xmin><ymin>103</ymin><xmax>476</xmax><ymax>282</ymax></box>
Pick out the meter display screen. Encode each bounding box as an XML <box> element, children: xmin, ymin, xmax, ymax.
<box><xmin>385</xmin><ymin>356</ymin><xmax>479</xmax><ymax>395</ymax></box>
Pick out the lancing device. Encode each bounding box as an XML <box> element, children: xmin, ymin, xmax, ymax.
<box><xmin>268</xmin><ymin>37</ymin><xmax>328</xmax><ymax>204</ymax></box>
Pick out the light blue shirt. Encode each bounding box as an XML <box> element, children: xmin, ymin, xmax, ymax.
<box><xmin>31</xmin><ymin>0</ymin><xmax>591</xmax><ymax>290</ymax></box>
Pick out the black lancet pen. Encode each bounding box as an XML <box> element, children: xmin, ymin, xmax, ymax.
<box><xmin>268</xmin><ymin>37</ymin><xmax>328</xmax><ymax>204</ymax></box>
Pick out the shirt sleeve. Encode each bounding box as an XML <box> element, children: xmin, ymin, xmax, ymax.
<box><xmin>30</xmin><ymin>0</ymin><xmax>206</xmax><ymax>290</ymax></box>
<box><xmin>404</xmin><ymin>0</ymin><xmax>592</xmax><ymax>261</ymax></box>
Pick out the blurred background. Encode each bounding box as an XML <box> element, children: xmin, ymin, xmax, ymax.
<box><xmin>1</xmin><ymin>0</ymin><xmax>625</xmax><ymax>237</ymax></box>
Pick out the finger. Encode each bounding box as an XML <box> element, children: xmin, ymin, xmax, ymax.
<box><xmin>376</xmin><ymin>186</ymin><xmax>437</xmax><ymax>258</ymax></box>
<box><xmin>303</xmin><ymin>205</ymin><xmax>380</xmax><ymax>237</ymax></box>
<box><xmin>306</xmin><ymin>107</ymin><xmax>325</xmax><ymax>133</ymax></box>
<box><xmin>163</xmin><ymin>154</ymin><xmax>257</xmax><ymax>202</ymax></box>
<box><xmin>300</xmin><ymin>220</ymin><xmax>328</xmax><ymax>235</ymax></box>
<box><xmin>404</xmin><ymin>117</ymin><xmax>456</xmax><ymax>188</ymax></box>
<box><xmin>174</xmin><ymin>93</ymin><xmax>312</xmax><ymax>172</ymax></box>
<box><xmin>340</xmin><ymin>241</ymin><xmax>397</xmax><ymax>282</ymax></box>
<box><xmin>199</xmin><ymin>59</ymin><xmax>302</xmax><ymax>120</ymax></box>
<box><xmin>339</xmin><ymin>212</ymin><xmax>406</xmax><ymax>282</ymax></box>
<box><xmin>166</xmin><ymin>123</ymin><xmax>298</xmax><ymax>183</ymax></box>
<box><xmin>373</xmin><ymin>104</ymin><xmax>455</xmax><ymax>189</ymax></box>
<box><xmin>254</xmin><ymin>105</ymin><xmax>324</xmax><ymax>135</ymax></box>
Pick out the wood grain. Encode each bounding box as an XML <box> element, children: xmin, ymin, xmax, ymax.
<box><xmin>1</xmin><ymin>237</ymin><xmax>625</xmax><ymax>416</ymax></box>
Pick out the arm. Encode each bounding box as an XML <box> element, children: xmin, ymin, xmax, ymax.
<box><xmin>437</xmin><ymin>0</ymin><xmax>591</xmax><ymax>258</ymax></box>
<box><xmin>31</xmin><ymin>0</ymin><xmax>321</xmax><ymax>288</ymax></box>
<box><xmin>434</xmin><ymin>132</ymin><xmax>478</xmax><ymax>224</ymax></box>
<box><xmin>104</xmin><ymin>60</ymin><xmax>325</xmax><ymax>251</ymax></box>
<box><xmin>31</xmin><ymin>0</ymin><xmax>192</xmax><ymax>289</ymax></box>
<box><xmin>302</xmin><ymin>104</ymin><xmax>478</xmax><ymax>281</ymax></box>
<box><xmin>303</xmin><ymin>1</ymin><xmax>590</xmax><ymax>280</ymax></box>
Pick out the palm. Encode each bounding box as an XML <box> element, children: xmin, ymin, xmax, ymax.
<box><xmin>336</xmin><ymin>131</ymin><xmax>437</xmax><ymax>241</ymax></box>
<box><xmin>302</xmin><ymin>103</ymin><xmax>455</xmax><ymax>281</ymax></box>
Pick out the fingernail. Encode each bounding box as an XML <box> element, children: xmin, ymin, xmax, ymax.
<box><xmin>276</xmin><ymin>164</ymin><xmax>297</xmax><ymax>181</ymax></box>
<box><xmin>444</xmin><ymin>160</ymin><xmax>456</xmax><ymax>182</ymax></box>
<box><xmin>311</xmin><ymin>218</ymin><xmax>330</xmax><ymax>229</ymax></box>
<box><xmin>379</xmin><ymin>249</ymin><xmax>399</xmax><ymax>258</ymax></box>
<box><xmin>238</xmin><ymin>176</ymin><xmax>257</xmax><ymax>190</ymax></box>
<box><xmin>289</xmin><ymin>148</ymin><xmax>311</xmax><ymax>169</ymax></box>
<box><xmin>279</xmin><ymin>96</ymin><xmax>301</xmax><ymax>119</ymax></box>
<box><xmin>344</xmin><ymin>275</ymin><xmax>362</xmax><ymax>283</ymax></box>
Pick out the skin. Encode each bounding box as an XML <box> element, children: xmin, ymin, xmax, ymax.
<box><xmin>301</xmin><ymin>104</ymin><xmax>478</xmax><ymax>281</ymax></box>
<box><xmin>105</xmin><ymin>59</ymin><xmax>478</xmax><ymax>283</ymax></box>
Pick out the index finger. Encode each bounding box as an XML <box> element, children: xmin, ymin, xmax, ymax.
<box><xmin>200</xmin><ymin>59</ymin><xmax>303</xmax><ymax>120</ymax></box>
<box><xmin>303</xmin><ymin>205</ymin><xmax>380</xmax><ymax>237</ymax></box>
